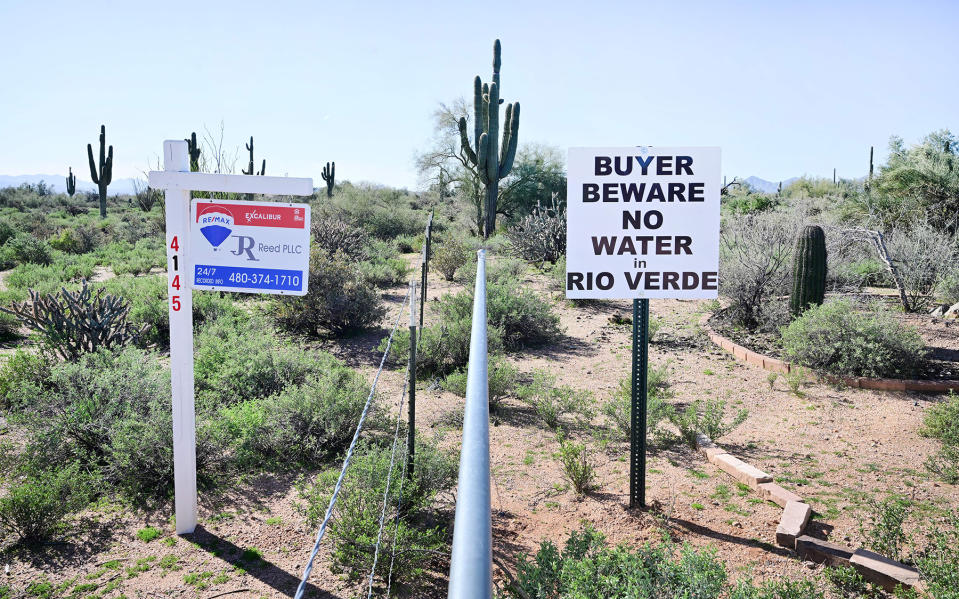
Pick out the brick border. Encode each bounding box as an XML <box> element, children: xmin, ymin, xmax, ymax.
<box><xmin>700</xmin><ymin>314</ymin><xmax>959</xmax><ymax>393</ymax></box>
<box><xmin>695</xmin><ymin>434</ymin><xmax>923</xmax><ymax>592</ymax></box>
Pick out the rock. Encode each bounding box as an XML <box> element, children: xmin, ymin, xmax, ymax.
<box><xmin>931</xmin><ymin>304</ymin><xmax>948</xmax><ymax>318</ymax></box>
<box><xmin>850</xmin><ymin>548</ymin><xmax>921</xmax><ymax>592</ymax></box>
<box><xmin>712</xmin><ymin>454</ymin><xmax>773</xmax><ymax>489</ymax></box>
<box><xmin>945</xmin><ymin>302</ymin><xmax>959</xmax><ymax>320</ymax></box>
<box><xmin>776</xmin><ymin>501</ymin><xmax>812</xmax><ymax>549</ymax></box>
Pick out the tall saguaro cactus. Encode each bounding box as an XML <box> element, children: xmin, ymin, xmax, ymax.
<box><xmin>321</xmin><ymin>161</ymin><xmax>335</xmax><ymax>197</ymax></box>
<box><xmin>185</xmin><ymin>132</ymin><xmax>201</xmax><ymax>172</ymax></box>
<box><xmin>66</xmin><ymin>167</ymin><xmax>76</xmax><ymax>197</ymax></box>
<box><xmin>789</xmin><ymin>225</ymin><xmax>827</xmax><ymax>317</ymax></box>
<box><xmin>87</xmin><ymin>125</ymin><xmax>113</xmax><ymax>218</ymax></box>
<box><xmin>242</xmin><ymin>136</ymin><xmax>265</xmax><ymax>176</ymax></box>
<box><xmin>457</xmin><ymin>39</ymin><xmax>521</xmax><ymax>238</ymax></box>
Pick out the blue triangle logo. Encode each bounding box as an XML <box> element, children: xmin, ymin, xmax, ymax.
<box><xmin>201</xmin><ymin>224</ymin><xmax>232</xmax><ymax>248</ymax></box>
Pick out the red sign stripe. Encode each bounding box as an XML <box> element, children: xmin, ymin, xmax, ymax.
<box><xmin>196</xmin><ymin>203</ymin><xmax>307</xmax><ymax>229</ymax></box>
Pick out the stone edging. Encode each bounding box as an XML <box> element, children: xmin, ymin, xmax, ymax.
<box><xmin>700</xmin><ymin>314</ymin><xmax>959</xmax><ymax>393</ymax></box>
<box><xmin>695</xmin><ymin>433</ymin><xmax>924</xmax><ymax>593</ymax></box>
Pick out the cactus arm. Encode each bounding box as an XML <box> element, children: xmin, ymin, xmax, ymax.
<box><xmin>104</xmin><ymin>146</ymin><xmax>113</xmax><ymax>185</ymax></box>
<box><xmin>99</xmin><ymin>126</ymin><xmax>106</xmax><ymax>174</ymax></box>
<box><xmin>485</xmin><ymin>82</ymin><xmax>500</xmax><ymax>184</ymax></box>
<box><xmin>492</xmin><ymin>39</ymin><xmax>501</xmax><ymax>90</ymax></box>
<box><xmin>499</xmin><ymin>102</ymin><xmax>519</xmax><ymax>178</ymax></box>
<box><xmin>260</xmin><ymin>159</ymin><xmax>266</xmax><ymax>176</ymax></box>
<box><xmin>457</xmin><ymin>117</ymin><xmax>477</xmax><ymax>165</ymax></box>
<box><xmin>472</xmin><ymin>76</ymin><xmax>483</xmax><ymax>161</ymax></box>
<box><xmin>87</xmin><ymin>143</ymin><xmax>100</xmax><ymax>185</ymax></box>
<box><xmin>331</xmin><ymin>162</ymin><xmax>334</xmax><ymax>180</ymax></box>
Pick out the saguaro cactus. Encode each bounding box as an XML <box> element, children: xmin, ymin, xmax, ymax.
<box><xmin>66</xmin><ymin>167</ymin><xmax>76</xmax><ymax>197</ymax></box>
<box><xmin>242</xmin><ymin>136</ymin><xmax>265</xmax><ymax>176</ymax></box>
<box><xmin>87</xmin><ymin>125</ymin><xmax>113</xmax><ymax>218</ymax></box>
<box><xmin>790</xmin><ymin>225</ymin><xmax>827</xmax><ymax>317</ymax></box>
<box><xmin>185</xmin><ymin>132</ymin><xmax>201</xmax><ymax>172</ymax></box>
<box><xmin>457</xmin><ymin>39</ymin><xmax>521</xmax><ymax>238</ymax></box>
<box><xmin>321</xmin><ymin>161</ymin><xmax>335</xmax><ymax>197</ymax></box>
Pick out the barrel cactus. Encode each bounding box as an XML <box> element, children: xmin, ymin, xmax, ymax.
<box><xmin>789</xmin><ymin>225</ymin><xmax>827</xmax><ymax>317</ymax></box>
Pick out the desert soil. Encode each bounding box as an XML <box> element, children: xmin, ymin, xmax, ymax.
<box><xmin>2</xmin><ymin>256</ymin><xmax>957</xmax><ymax>598</ymax></box>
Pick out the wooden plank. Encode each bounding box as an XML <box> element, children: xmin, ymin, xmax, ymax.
<box><xmin>148</xmin><ymin>169</ymin><xmax>313</xmax><ymax>196</ymax></box>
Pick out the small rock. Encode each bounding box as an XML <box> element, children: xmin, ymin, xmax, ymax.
<box><xmin>804</xmin><ymin>560</ymin><xmax>817</xmax><ymax>569</ymax></box>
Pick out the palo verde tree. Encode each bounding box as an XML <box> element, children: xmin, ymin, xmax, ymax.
<box><xmin>321</xmin><ymin>161</ymin><xmax>335</xmax><ymax>197</ymax></box>
<box><xmin>242</xmin><ymin>136</ymin><xmax>265</xmax><ymax>176</ymax></box>
<box><xmin>66</xmin><ymin>167</ymin><xmax>76</xmax><ymax>197</ymax></box>
<box><xmin>87</xmin><ymin>125</ymin><xmax>113</xmax><ymax>218</ymax></box>
<box><xmin>457</xmin><ymin>39</ymin><xmax>521</xmax><ymax>238</ymax></box>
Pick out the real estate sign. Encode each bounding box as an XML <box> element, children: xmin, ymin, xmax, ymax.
<box><xmin>566</xmin><ymin>147</ymin><xmax>721</xmax><ymax>299</ymax></box>
<box><xmin>190</xmin><ymin>199</ymin><xmax>310</xmax><ymax>295</ymax></box>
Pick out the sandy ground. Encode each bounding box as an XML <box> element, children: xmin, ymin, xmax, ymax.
<box><xmin>2</xmin><ymin>257</ymin><xmax>957</xmax><ymax>597</ymax></box>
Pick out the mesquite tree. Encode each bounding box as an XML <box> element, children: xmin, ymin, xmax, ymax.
<box><xmin>86</xmin><ymin>125</ymin><xmax>113</xmax><ymax>218</ymax></box>
<box><xmin>457</xmin><ymin>39</ymin><xmax>521</xmax><ymax>238</ymax></box>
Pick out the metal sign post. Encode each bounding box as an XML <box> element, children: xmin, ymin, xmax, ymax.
<box><xmin>150</xmin><ymin>140</ymin><xmax>313</xmax><ymax>534</ymax></box>
<box><xmin>630</xmin><ymin>298</ymin><xmax>649</xmax><ymax>508</ymax></box>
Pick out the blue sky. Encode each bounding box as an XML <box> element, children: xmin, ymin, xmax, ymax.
<box><xmin>0</xmin><ymin>0</ymin><xmax>956</xmax><ymax>189</ymax></box>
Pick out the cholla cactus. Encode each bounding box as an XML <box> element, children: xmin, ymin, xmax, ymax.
<box><xmin>0</xmin><ymin>280</ymin><xmax>148</xmax><ymax>360</ymax></box>
<box><xmin>507</xmin><ymin>192</ymin><xmax>566</xmax><ymax>264</ymax></box>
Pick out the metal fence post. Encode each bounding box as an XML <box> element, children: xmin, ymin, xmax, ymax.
<box><xmin>447</xmin><ymin>249</ymin><xmax>491</xmax><ymax>599</ymax></box>
<box><xmin>630</xmin><ymin>298</ymin><xmax>649</xmax><ymax>509</ymax></box>
<box><xmin>408</xmin><ymin>281</ymin><xmax>417</xmax><ymax>479</ymax></box>
<box><xmin>420</xmin><ymin>212</ymin><xmax>432</xmax><ymax>329</ymax></box>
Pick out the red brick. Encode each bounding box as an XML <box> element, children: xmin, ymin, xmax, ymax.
<box><xmin>794</xmin><ymin>535</ymin><xmax>853</xmax><ymax>566</ymax></box>
<box><xmin>776</xmin><ymin>501</ymin><xmax>812</xmax><ymax>549</ymax></box>
<box><xmin>850</xmin><ymin>548</ymin><xmax>921</xmax><ymax>592</ymax></box>
<box><xmin>758</xmin><ymin>482</ymin><xmax>802</xmax><ymax>507</ymax></box>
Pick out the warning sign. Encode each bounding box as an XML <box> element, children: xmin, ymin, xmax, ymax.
<box><xmin>189</xmin><ymin>199</ymin><xmax>311</xmax><ymax>295</ymax></box>
<box><xmin>566</xmin><ymin>147</ymin><xmax>721</xmax><ymax>299</ymax></box>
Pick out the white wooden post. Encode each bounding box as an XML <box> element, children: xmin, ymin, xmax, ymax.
<box><xmin>163</xmin><ymin>140</ymin><xmax>197</xmax><ymax>535</ymax></box>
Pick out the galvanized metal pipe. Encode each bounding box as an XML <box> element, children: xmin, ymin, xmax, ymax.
<box><xmin>447</xmin><ymin>249</ymin><xmax>491</xmax><ymax>599</ymax></box>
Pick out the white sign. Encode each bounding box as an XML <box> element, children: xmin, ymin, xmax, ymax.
<box><xmin>566</xmin><ymin>146</ymin><xmax>721</xmax><ymax>299</ymax></box>
<box><xmin>190</xmin><ymin>199</ymin><xmax>310</xmax><ymax>295</ymax></box>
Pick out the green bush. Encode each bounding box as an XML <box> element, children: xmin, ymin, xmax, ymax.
<box><xmin>383</xmin><ymin>319</ymin><xmax>505</xmax><ymax>378</ymax></box>
<box><xmin>0</xmin><ymin>220</ymin><xmax>16</xmax><ymax>246</ymax></box>
<box><xmin>311</xmin><ymin>214</ymin><xmax>368</xmax><ymax>259</ymax></box>
<box><xmin>556</xmin><ymin>437</ymin><xmax>594</xmax><ymax>495</ymax></box>
<box><xmin>504</xmin><ymin>525</ymin><xmax>729</xmax><ymax>599</ymax></box>
<box><xmin>358</xmin><ymin>239</ymin><xmax>411</xmax><ymax>288</ymax></box>
<box><xmin>603</xmin><ymin>364</ymin><xmax>675</xmax><ymax>443</ymax></box>
<box><xmin>913</xmin><ymin>510</ymin><xmax>959</xmax><ymax>599</ymax></box>
<box><xmin>0</xmin><ymin>349</ymin><xmax>52</xmax><ymax>412</ymax></box>
<box><xmin>110</xmin><ymin>238</ymin><xmax>165</xmax><ymax>276</ymax></box>
<box><xmin>722</xmin><ymin>192</ymin><xmax>780</xmax><ymax>215</ymax></box>
<box><xmin>47</xmin><ymin>225</ymin><xmax>99</xmax><ymax>255</ymax></box>
<box><xmin>441</xmin><ymin>354</ymin><xmax>518</xmax><ymax>411</ymax></box>
<box><xmin>298</xmin><ymin>439</ymin><xmax>456</xmax><ymax>585</ymax></box>
<box><xmin>860</xmin><ymin>495</ymin><xmax>911</xmax><ymax>563</ymax></box>
<box><xmin>671</xmin><ymin>399</ymin><xmax>748</xmax><ymax>448</ymax></box>
<box><xmin>274</xmin><ymin>248</ymin><xmax>385</xmax><ymax>336</ymax></box>
<box><xmin>0</xmin><ymin>464</ymin><xmax>93</xmax><ymax>544</ymax></box>
<box><xmin>447</xmin><ymin>279</ymin><xmax>562</xmax><ymax>350</ymax></box>
<box><xmin>432</xmin><ymin>237</ymin><xmax>471</xmax><ymax>281</ymax></box>
<box><xmin>0</xmin><ymin>232</ymin><xmax>52</xmax><ymax>267</ymax></box>
<box><xmin>516</xmin><ymin>371</ymin><xmax>592</xmax><ymax>430</ymax></box>
<box><xmin>780</xmin><ymin>299</ymin><xmax>927</xmax><ymax>378</ymax></box>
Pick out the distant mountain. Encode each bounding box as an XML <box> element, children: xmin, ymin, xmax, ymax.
<box><xmin>0</xmin><ymin>174</ymin><xmax>140</xmax><ymax>195</ymax></box>
<box><xmin>742</xmin><ymin>176</ymin><xmax>800</xmax><ymax>194</ymax></box>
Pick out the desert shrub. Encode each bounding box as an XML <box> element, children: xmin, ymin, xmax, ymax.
<box><xmin>913</xmin><ymin>510</ymin><xmax>959</xmax><ymax>599</ymax></box>
<box><xmin>218</xmin><ymin>360</ymin><xmax>376</xmax><ymax>469</ymax></box>
<box><xmin>782</xmin><ymin>177</ymin><xmax>838</xmax><ymax>200</ymax></box>
<box><xmin>504</xmin><ymin>525</ymin><xmax>729</xmax><ymax>599</ymax></box>
<box><xmin>9</xmin><ymin>348</ymin><xmax>222</xmax><ymax>502</ymax></box>
<box><xmin>0</xmin><ymin>463</ymin><xmax>93</xmax><ymax>544</ymax></box>
<box><xmin>298</xmin><ymin>439</ymin><xmax>456</xmax><ymax>585</ymax></box>
<box><xmin>939</xmin><ymin>271</ymin><xmax>959</xmax><ymax>305</ymax></box>
<box><xmin>441</xmin><ymin>354</ymin><xmax>518</xmax><ymax>411</ymax></box>
<box><xmin>312</xmin><ymin>214</ymin><xmax>368</xmax><ymax>258</ymax></box>
<box><xmin>557</xmin><ymin>437</ymin><xmax>594</xmax><ymax>495</ymax></box>
<box><xmin>719</xmin><ymin>211</ymin><xmax>795</xmax><ymax>329</ymax></box>
<box><xmin>0</xmin><ymin>220</ymin><xmax>16</xmax><ymax>246</ymax></box>
<box><xmin>358</xmin><ymin>239</ymin><xmax>411</xmax><ymax>288</ymax></box>
<box><xmin>671</xmin><ymin>399</ymin><xmax>748</xmax><ymax>448</ymax></box>
<box><xmin>47</xmin><ymin>225</ymin><xmax>99</xmax><ymax>254</ymax></box>
<box><xmin>723</xmin><ymin>192</ymin><xmax>780</xmax><ymax>215</ymax></box>
<box><xmin>110</xmin><ymin>238</ymin><xmax>165</xmax><ymax>276</ymax></box>
<box><xmin>1</xmin><ymin>280</ymin><xmax>148</xmax><ymax>360</ymax></box>
<box><xmin>3</xmin><ymin>252</ymin><xmax>97</xmax><ymax>296</ymax></box>
<box><xmin>456</xmin><ymin>255</ymin><xmax>527</xmax><ymax>286</ymax></box>
<box><xmin>0</xmin><ymin>232</ymin><xmax>52</xmax><ymax>268</ymax></box>
<box><xmin>823</xmin><ymin>564</ymin><xmax>873</xmax><ymax>598</ymax></box>
<box><xmin>384</xmin><ymin>318</ymin><xmax>505</xmax><ymax>378</ymax></box>
<box><xmin>920</xmin><ymin>392</ymin><xmax>959</xmax><ymax>483</ymax></box>
<box><xmin>829</xmin><ymin>257</ymin><xmax>892</xmax><ymax>290</ymax></box>
<box><xmin>507</xmin><ymin>195</ymin><xmax>566</xmax><ymax>264</ymax></box>
<box><xmin>0</xmin><ymin>349</ymin><xmax>52</xmax><ymax>412</ymax></box>
<box><xmin>432</xmin><ymin>237</ymin><xmax>471</xmax><ymax>281</ymax></box>
<box><xmin>603</xmin><ymin>364</ymin><xmax>675</xmax><ymax>443</ymax></box>
<box><xmin>274</xmin><ymin>248</ymin><xmax>385</xmax><ymax>336</ymax></box>
<box><xmin>517</xmin><ymin>371</ymin><xmax>592</xmax><ymax>430</ymax></box>
<box><xmin>861</xmin><ymin>496</ymin><xmax>911</xmax><ymax>563</ymax></box>
<box><xmin>317</xmin><ymin>182</ymin><xmax>424</xmax><ymax>241</ymax></box>
<box><xmin>728</xmin><ymin>579</ymin><xmax>824</xmax><ymax>599</ymax></box>
<box><xmin>886</xmin><ymin>222</ymin><xmax>959</xmax><ymax>312</ymax></box>
<box><xmin>780</xmin><ymin>299</ymin><xmax>927</xmax><ymax>378</ymax></box>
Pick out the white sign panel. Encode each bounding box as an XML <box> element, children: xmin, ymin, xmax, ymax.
<box><xmin>189</xmin><ymin>199</ymin><xmax>311</xmax><ymax>295</ymax></box>
<box><xmin>566</xmin><ymin>146</ymin><xmax>721</xmax><ymax>299</ymax></box>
